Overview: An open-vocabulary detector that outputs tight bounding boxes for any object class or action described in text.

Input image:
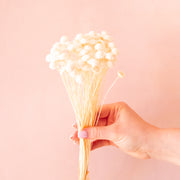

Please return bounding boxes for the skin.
[69,102,180,166]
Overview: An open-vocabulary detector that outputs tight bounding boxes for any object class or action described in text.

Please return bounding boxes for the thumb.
[78,125,115,141]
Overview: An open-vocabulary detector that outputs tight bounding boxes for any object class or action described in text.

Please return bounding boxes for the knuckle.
[118,101,127,107]
[107,125,119,140]
[111,125,120,137]
[116,101,129,113]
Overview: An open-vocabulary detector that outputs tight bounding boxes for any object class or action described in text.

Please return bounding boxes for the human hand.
[69,102,158,159]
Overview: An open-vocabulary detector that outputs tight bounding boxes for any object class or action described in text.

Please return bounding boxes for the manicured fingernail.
[78,130,88,138]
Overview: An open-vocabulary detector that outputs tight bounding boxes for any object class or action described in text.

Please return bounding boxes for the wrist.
[147,128,180,165]
[144,125,161,160]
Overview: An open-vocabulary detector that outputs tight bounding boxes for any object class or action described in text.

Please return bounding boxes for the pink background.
[0,0,180,179]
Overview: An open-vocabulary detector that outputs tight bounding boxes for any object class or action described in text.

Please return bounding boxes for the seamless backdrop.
[0,0,180,179]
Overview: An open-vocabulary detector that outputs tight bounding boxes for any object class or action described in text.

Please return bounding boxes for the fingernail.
[78,130,88,138]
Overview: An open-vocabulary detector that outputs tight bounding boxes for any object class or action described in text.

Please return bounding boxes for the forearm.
[147,128,180,166]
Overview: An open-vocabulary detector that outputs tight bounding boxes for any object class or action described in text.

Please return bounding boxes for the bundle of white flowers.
[46,31,118,84]
[46,31,122,180]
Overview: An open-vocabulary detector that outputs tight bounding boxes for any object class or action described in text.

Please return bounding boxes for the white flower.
[89,39,96,45]
[50,47,57,54]
[59,67,66,75]
[75,33,82,40]
[80,49,88,56]
[87,58,98,68]
[94,43,103,50]
[105,53,113,60]
[80,38,87,44]
[88,31,95,36]
[53,42,61,49]
[49,62,56,70]
[103,35,111,41]
[46,54,52,62]
[81,55,90,62]
[60,36,68,43]
[111,48,118,55]
[84,45,92,51]
[50,54,59,62]
[95,51,104,59]
[67,44,74,51]
[59,53,66,60]
[108,42,115,48]
[46,31,118,72]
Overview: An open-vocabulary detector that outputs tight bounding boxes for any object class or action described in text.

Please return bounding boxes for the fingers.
[69,130,79,144]
[72,122,77,128]
[71,103,112,130]
[69,131,112,150]
[78,125,115,141]
[97,104,111,119]
[72,118,107,129]
[72,120,115,141]
[91,140,111,151]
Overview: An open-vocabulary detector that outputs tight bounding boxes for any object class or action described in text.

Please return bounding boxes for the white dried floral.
[59,67,66,75]
[108,42,115,48]
[60,36,68,43]
[59,53,66,60]
[105,53,113,60]
[80,38,87,44]
[81,55,90,62]
[46,54,52,62]
[84,45,92,51]
[103,35,111,41]
[88,31,95,36]
[80,49,88,56]
[94,43,103,50]
[95,51,104,59]
[87,59,98,68]
[67,44,74,51]
[49,62,56,70]
[111,48,118,55]
[75,33,83,40]
[46,31,118,75]
[89,39,96,45]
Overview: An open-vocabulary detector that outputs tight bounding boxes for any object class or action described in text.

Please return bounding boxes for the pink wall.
[0,0,180,179]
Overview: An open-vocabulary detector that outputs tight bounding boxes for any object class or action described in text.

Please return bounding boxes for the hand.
[69,102,158,159]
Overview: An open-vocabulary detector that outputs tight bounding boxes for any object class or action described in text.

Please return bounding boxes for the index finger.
[97,104,111,119]
[95,103,112,126]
